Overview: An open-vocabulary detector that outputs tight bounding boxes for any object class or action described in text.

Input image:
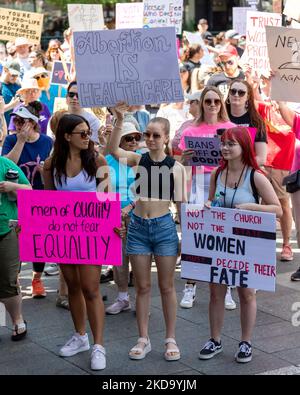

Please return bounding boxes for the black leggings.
[32,262,45,273]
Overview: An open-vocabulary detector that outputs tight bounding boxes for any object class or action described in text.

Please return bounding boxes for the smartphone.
[105,113,113,125]
[8,219,18,229]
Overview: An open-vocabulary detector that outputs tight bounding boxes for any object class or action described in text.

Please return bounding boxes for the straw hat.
[17,78,41,95]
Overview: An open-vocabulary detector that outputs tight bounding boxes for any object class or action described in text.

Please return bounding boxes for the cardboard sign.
[181,205,277,291]
[183,31,215,66]
[266,26,300,102]
[232,7,252,35]
[242,11,281,74]
[283,0,300,22]
[143,0,183,35]
[68,4,104,32]
[0,7,43,44]
[73,27,184,107]
[53,97,68,113]
[184,136,221,167]
[51,61,71,86]
[18,190,122,266]
[116,3,144,29]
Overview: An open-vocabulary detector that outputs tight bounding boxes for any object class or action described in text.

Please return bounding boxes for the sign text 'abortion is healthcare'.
[73,27,183,107]
[181,205,276,291]
[18,190,122,266]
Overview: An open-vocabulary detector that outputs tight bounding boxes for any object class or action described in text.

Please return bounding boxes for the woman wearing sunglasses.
[66,81,102,145]
[8,78,51,135]
[178,86,235,309]
[109,102,187,362]
[43,113,111,370]
[226,80,267,166]
[105,122,142,315]
[199,126,282,363]
[2,101,53,299]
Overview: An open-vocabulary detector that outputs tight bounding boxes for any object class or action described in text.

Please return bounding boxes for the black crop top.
[135,153,176,200]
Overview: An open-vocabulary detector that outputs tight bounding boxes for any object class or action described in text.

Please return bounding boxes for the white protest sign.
[68,4,104,31]
[233,7,252,35]
[242,11,281,74]
[116,3,144,29]
[0,7,43,44]
[266,26,300,102]
[181,205,276,291]
[184,136,221,167]
[283,0,300,22]
[143,0,183,35]
[184,31,215,66]
[73,27,184,108]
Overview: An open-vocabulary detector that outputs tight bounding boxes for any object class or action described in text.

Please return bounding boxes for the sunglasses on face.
[35,74,48,80]
[204,98,221,106]
[71,130,92,139]
[13,117,28,125]
[68,92,79,99]
[221,60,234,66]
[123,134,141,143]
[144,132,162,140]
[229,88,247,97]
[189,100,199,105]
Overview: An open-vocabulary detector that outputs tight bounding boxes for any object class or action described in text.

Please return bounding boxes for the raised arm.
[277,101,295,128]
[108,102,141,167]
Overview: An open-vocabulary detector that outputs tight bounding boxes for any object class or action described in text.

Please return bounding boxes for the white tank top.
[54,169,96,192]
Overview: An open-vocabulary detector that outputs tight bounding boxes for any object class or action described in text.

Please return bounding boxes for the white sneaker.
[180,284,196,308]
[59,333,90,357]
[91,344,106,370]
[225,288,237,310]
[105,299,131,315]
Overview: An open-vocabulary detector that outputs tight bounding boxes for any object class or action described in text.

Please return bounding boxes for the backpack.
[214,167,259,204]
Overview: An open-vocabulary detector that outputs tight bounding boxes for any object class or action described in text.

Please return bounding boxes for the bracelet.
[114,125,122,130]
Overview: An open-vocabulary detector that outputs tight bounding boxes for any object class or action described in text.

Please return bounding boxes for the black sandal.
[11,320,27,341]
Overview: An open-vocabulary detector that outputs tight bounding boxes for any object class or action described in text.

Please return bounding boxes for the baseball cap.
[219,45,239,58]
[4,60,20,76]
[17,78,41,95]
[15,37,30,47]
[225,29,241,40]
[121,122,142,138]
[11,105,39,123]
[28,67,49,78]
[185,91,202,102]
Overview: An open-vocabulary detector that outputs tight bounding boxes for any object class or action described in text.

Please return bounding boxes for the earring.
[226,96,230,105]
[245,101,249,110]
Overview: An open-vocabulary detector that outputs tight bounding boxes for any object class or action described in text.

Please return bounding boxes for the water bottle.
[211,193,223,207]
[5,169,19,202]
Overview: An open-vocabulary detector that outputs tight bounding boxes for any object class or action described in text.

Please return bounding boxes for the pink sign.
[18,190,122,265]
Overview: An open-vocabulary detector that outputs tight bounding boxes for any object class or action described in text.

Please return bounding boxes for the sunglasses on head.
[204,98,221,106]
[221,60,234,66]
[71,130,92,139]
[229,88,247,97]
[123,134,141,143]
[68,92,79,99]
[35,74,48,80]
[144,132,162,139]
[189,99,199,105]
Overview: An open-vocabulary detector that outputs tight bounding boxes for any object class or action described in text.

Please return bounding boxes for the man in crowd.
[197,18,214,47]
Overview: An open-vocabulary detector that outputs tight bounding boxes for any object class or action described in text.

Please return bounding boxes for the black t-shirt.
[207,70,245,98]
[228,111,267,143]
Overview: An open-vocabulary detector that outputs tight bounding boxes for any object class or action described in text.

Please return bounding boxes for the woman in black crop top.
[109,102,187,362]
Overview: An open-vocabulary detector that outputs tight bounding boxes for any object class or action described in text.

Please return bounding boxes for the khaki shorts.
[263,167,289,200]
[0,230,21,299]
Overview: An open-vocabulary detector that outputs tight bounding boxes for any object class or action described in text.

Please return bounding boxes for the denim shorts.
[126,212,179,256]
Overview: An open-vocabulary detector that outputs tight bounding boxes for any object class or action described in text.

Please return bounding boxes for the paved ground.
[1,231,300,376]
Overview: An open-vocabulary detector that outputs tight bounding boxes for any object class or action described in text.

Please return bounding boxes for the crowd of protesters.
[0,15,299,372]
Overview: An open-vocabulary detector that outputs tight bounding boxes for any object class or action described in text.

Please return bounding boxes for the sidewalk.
[0,236,300,375]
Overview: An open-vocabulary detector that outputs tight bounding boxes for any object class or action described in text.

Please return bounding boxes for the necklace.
[223,164,247,208]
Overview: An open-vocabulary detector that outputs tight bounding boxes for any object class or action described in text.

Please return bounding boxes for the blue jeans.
[126,212,179,256]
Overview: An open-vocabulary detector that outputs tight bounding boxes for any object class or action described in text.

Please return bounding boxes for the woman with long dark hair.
[199,126,282,363]
[226,79,267,166]
[43,113,111,370]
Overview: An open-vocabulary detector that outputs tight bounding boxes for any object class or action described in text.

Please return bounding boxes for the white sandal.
[164,338,181,361]
[129,337,151,360]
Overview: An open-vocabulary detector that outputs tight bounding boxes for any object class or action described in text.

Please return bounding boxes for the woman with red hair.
[199,126,282,364]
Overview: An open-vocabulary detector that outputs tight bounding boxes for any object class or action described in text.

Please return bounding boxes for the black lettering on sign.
[232,227,276,240]
[193,233,245,255]
[181,254,212,265]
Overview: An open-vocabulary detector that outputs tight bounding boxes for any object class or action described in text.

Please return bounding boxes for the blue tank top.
[215,168,256,208]
[54,169,96,192]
